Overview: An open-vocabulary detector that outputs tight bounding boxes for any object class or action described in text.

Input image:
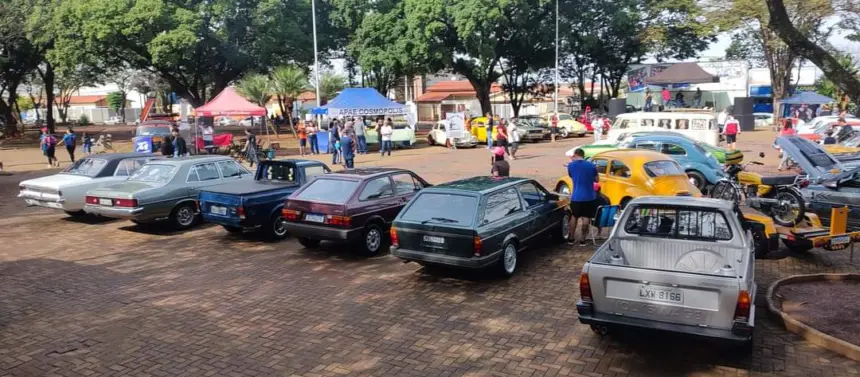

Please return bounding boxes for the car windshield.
[294,178,360,203]
[61,158,107,177]
[643,161,684,177]
[128,164,177,183]
[558,114,573,120]
[259,163,297,183]
[137,126,171,136]
[400,193,477,225]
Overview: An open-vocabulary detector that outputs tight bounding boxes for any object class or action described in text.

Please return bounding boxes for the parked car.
[239,116,264,127]
[390,177,568,276]
[799,119,860,142]
[796,115,856,134]
[199,159,331,239]
[217,117,238,127]
[282,168,431,256]
[365,123,417,147]
[136,121,175,151]
[618,134,725,191]
[543,113,587,137]
[427,120,478,148]
[576,196,756,348]
[84,156,252,229]
[18,153,161,216]
[514,116,551,142]
[555,150,701,207]
[575,131,741,164]
[104,116,125,125]
[753,112,774,129]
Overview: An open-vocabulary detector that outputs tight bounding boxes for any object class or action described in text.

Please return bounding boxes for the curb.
[766,273,860,361]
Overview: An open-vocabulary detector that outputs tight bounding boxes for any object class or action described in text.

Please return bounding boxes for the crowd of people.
[294,116,397,169]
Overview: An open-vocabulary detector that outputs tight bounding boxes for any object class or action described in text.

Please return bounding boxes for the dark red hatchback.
[282,168,431,255]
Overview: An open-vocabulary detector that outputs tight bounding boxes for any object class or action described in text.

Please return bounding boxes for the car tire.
[497,241,518,277]
[751,227,770,257]
[222,226,243,234]
[264,213,289,240]
[360,223,388,256]
[170,203,198,230]
[686,170,707,191]
[590,324,610,336]
[560,128,570,138]
[298,237,321,248]
[556,182,571,196]
[553,211,571,243]
[64,210,87,217]
[445,138,452,148]
[427,135,435,146]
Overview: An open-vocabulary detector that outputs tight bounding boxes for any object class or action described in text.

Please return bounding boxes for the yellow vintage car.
[468,116,499,143]
[554,150,701,207]
[543,113,587,138]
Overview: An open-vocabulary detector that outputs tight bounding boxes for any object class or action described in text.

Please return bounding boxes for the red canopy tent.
[194,87,267,116]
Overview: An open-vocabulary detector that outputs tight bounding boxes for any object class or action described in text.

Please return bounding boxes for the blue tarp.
[311,88,407,117]
[781,91,834,105]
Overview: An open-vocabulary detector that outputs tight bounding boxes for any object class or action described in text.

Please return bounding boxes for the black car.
[390,176,569,276]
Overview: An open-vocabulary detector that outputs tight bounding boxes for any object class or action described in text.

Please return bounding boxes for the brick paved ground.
[0,131,858,377]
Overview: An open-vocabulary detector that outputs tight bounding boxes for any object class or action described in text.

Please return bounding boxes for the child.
[82,132,93,155]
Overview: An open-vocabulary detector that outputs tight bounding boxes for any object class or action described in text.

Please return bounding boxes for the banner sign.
[133,136,153,153]
[328,107,408,117]
[445,112,467,140]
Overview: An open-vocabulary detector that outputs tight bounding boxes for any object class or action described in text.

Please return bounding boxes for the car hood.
[87,181,163,198]
[775,136,845,180]
[649,175,702,197]
[20,173,94,190]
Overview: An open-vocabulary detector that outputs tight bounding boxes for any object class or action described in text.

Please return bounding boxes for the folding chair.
[590,205,620,245]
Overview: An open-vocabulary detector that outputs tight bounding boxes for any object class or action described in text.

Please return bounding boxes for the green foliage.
[105,92,125,112]
[78,114,89,125]
[271,65,309,103]
[814,52,859,103]
[235,74,273,107]
[725,32,766,68]
[311,72,346,101]
[16,97,34,112]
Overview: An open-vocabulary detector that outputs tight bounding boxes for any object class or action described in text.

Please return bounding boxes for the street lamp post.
[311,0,321,125]
[554,0,559,116]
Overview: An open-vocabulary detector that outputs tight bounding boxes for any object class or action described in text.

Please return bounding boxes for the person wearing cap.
[490,147,509,177]
[567,148,598,246]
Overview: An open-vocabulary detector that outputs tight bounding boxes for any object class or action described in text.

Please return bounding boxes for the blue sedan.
[619,134,725,192]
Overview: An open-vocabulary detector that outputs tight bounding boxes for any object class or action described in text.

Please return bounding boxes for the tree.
[54,65,99,123]
[0,0,43,134]
[765,0,860,114]
[271,65,309,137]
[497,1,555,117]
[235,74,273,108]
[105,92,126,117]
[724,31,767,68]
[311,72,346,102]
[106,68,134,121]
[705,0,834,118]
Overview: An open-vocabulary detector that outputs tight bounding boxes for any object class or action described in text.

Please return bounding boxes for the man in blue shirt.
[340,133,356,169]
[566,148,599,246]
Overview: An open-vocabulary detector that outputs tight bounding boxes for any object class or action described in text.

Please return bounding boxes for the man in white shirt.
[380,118,394,156]
[507,118,520,160]
[593,115,604,141]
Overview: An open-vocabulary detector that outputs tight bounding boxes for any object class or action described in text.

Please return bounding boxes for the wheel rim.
[503,244,517,274]
[366,228,381,252]
[558,184,570,196]
[562,213,571,240]
[273,217,287,236]
[177,207,194,226]
[773,192,801,224]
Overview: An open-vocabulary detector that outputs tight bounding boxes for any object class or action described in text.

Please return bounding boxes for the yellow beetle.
[469,116,500,143]
[554,149,701,207]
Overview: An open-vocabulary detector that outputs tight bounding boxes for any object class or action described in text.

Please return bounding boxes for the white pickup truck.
[576,196,756,347]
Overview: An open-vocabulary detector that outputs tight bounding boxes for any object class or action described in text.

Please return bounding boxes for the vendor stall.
[194,87,269,154]
[311,88,410,153]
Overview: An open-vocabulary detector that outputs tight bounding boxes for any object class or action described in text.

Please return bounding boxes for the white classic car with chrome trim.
[18,153,160,216]
[576,196,756,349]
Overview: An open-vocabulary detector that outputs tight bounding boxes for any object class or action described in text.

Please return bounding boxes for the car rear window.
[129,164,176,183]
[643,161,684,177]
[400,193,477,226]
[294,178,360,203]
[624,205,732,241]
[62,158,107,177]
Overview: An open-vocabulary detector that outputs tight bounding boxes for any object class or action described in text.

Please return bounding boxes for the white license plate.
[423,235,445,244]
[210,206,227,216]
[638,285,683,304]
[305,214,325,223]
[98,198,113,206]
[831,235,850,246]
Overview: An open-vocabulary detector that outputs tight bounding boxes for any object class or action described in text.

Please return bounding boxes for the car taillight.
[86,196,99,204]
[579,273,593,302]
[325,215,351,227]
[473,236,482,257]
[282,208,301,221]
[390,227,399,247]
[734,290,751,321]
[113,198,138,207]
[797,179,809,188]
[237,206,246,220]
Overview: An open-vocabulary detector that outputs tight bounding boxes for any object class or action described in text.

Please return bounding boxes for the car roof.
[325,167,411,179]
[628,196,734,211]
[628,134,695,144]
[86,153,162,162]
[146,155,233,166]
[271,158,325,167]
[431,176,529,194]
[592,149,673,163]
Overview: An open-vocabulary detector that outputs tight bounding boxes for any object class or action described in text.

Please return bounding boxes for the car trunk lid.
[649,175,700,197]
[394,221,477,258]
[392,191,480,258]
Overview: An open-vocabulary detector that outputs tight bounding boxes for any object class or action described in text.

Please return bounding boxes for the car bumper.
[84,204,145,220]
[390,247,502,268]
[576,301,754,344]
[20,194,68,210]
[283,222,363,241]
[202,213,258,231]
[522,134,546,141]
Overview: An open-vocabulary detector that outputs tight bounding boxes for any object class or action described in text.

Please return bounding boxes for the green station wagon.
[390,177,569,277]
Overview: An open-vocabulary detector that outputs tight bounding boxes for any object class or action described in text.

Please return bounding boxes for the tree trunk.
[40,63,56,133]
[765,0,860,115]
[0,93,17,136]
[286,100,298,138]
[120,91,127,122]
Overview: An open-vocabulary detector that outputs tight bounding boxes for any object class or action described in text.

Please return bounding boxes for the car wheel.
[751,227,770,257]
[170,203,197,230]
[298,237,321,248]
[361,224,388,256]
[560,128,570,138]
[686,171,707,191]
[497,241,518,277]
[264,213,289,240]
[445,138,452,148]
[222,226,243,234]
[590,324,610,335]
[553,211,571,243]
[64,210,87,217]
[427,135,435,146]
[555,182,571,196]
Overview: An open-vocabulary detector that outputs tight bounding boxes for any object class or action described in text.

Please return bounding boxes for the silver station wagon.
[84,156,252,229]
[576,196,756,350]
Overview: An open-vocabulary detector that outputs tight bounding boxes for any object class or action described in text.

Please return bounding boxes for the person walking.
[507,118,520,160]
[380,119,394,156]
[566,148,599,246]
[307,121,319,155]
[723,114,740,150]
[717,108,728,133]
[777,120,797,170]
[340,132,356,169]
[485,112,494,149]
[60,127,77,162]
[297,121,308,156]
[330,124,340,164]
[355,117,367,154]
[82,132,93,156]
[644,90,653,112]
[41,129,59,167]
[550,113,559,142]
[490,147,510,177]
[172,130,188,158]
[593,114,604,141]
[243,129,258,167]
[495,118,510,158]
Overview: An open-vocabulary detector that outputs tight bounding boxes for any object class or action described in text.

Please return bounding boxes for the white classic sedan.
[427,120,478,147]
[18,153,161,216]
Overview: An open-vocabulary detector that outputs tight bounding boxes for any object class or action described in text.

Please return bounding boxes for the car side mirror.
[546,193,559,201]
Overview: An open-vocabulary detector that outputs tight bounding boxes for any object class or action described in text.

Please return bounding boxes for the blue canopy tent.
[780,91,835,118]
[311,88,408,152]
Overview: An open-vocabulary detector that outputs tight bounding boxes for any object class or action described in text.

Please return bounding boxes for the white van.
[609,112,720,146]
